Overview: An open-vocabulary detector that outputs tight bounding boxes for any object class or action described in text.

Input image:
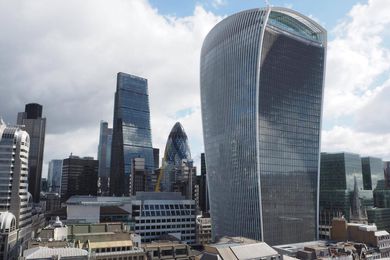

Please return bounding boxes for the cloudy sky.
[1,0,390,177]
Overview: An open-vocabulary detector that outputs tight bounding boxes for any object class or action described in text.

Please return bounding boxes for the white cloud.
[0,0,221,176]
[322,126,390,160]
[212,0,227,9]
[324,0,390,120]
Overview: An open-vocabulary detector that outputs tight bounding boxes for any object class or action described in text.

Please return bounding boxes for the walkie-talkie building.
[200,7,326,245]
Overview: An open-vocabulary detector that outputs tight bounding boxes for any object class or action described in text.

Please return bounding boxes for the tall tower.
[17,103,46,203]
[200,7,326,245]
[0,120,32,241]
[97,121,112,195]
[160,122,192,192]
[110,72,154,196]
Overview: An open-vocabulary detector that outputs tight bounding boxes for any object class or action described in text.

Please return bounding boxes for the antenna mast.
[264,0,270,7]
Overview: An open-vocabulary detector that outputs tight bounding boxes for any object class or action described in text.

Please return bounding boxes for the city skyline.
[0,0,389,178]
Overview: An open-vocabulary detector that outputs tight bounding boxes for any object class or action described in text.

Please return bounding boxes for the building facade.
[200,7,326,245]
[97,121,112,196]
[0,120,33,259]
[362,157,384,191]
[198,153,209,214]
[110,72,154,196]
[160,122,192,193]
[61,156,98,202]
[17,103,46,203]
[131,192,196,244]
[47,159,63,193]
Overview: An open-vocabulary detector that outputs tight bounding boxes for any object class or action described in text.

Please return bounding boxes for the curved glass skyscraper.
[161,122,192,192]
[200,7,326,245]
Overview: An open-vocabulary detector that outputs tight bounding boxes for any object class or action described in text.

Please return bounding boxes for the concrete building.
[143,241,194,260]
[65,192,196,244]
[273,240,381,260]
[199,237,280,260]
[331,217,390,258]
[131,192,196,244]
[196,215,212,245]
[29,219,144,260]
[17,103,46,203]
[60,155,98,202]
[0,120,33,259]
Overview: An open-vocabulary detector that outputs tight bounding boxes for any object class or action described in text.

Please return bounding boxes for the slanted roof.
[230,243,278,259]
[23,247,88,258]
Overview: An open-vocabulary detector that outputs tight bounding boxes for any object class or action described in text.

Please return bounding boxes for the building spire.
[350,175,367,223]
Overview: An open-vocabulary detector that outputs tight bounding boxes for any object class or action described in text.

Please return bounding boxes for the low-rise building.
[196,215,211,245]
[331,217,390,258]
[143,241,194,260]
[199,237,281,260]
[65,192,196,244]
[19,247,89,260]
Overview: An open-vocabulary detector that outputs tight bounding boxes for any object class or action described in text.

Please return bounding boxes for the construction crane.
[155,159,165,192]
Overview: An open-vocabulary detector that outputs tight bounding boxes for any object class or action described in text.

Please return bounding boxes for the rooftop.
[23,247,88,258]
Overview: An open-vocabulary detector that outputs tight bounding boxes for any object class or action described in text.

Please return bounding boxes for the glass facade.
[110,72,154,196]
[319,153,373,228]
[98,121,112,195]
[362,157,384,191]
[47,159,63,193]
[200,7,326,245]
[161,122,192,192]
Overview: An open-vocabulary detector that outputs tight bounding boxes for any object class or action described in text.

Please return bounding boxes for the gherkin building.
[160,122,191,192]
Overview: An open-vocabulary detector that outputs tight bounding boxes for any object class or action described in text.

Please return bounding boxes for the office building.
[159,122,192,193]
[40,178,48,193]
[362,157,384,191]
[0,120,33,259]
[131,192,196,244]
[17,103,46,203]
[65,192,196,244]
[196,214,212,245]
[198,153,209,214]
[385,162,390,188]
[153,148,160,169]
[200,7,326,244]
[41,192,61,212]
[110,72,154,196]
[130,158,147,195]
[97,121,112,196]
[319,152,372,238]
[60,155,98,202]
[47,159,63,193]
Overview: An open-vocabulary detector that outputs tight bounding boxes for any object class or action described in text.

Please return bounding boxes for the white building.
[66,192,196,244]
[0,119,33,259]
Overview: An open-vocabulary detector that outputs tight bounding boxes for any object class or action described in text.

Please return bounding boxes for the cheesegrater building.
[200,7,326,245]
